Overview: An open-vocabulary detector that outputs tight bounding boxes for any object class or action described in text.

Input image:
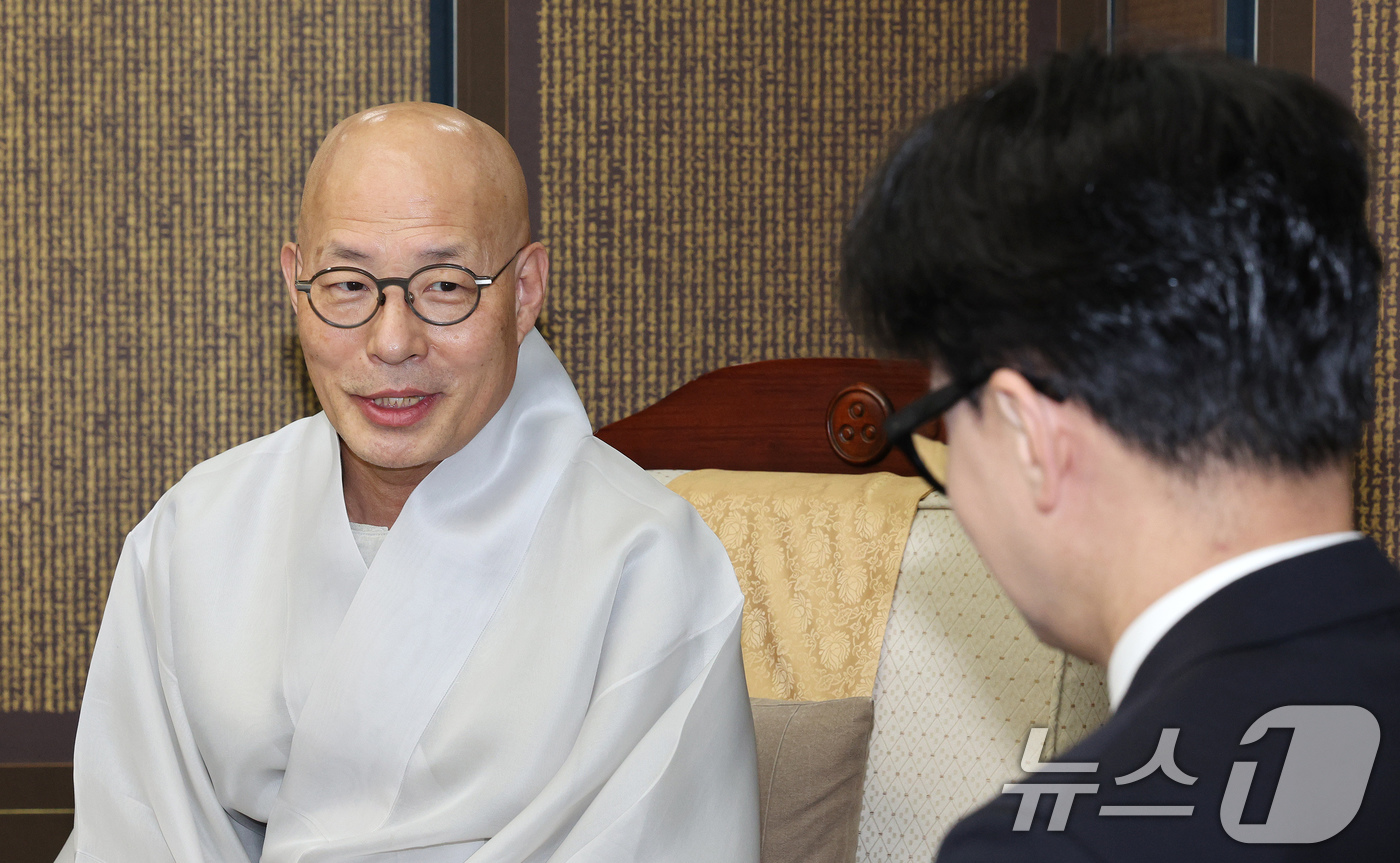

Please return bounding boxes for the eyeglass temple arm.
[884,388,951,440]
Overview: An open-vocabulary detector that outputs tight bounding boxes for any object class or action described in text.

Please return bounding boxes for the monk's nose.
[365,286,429,364]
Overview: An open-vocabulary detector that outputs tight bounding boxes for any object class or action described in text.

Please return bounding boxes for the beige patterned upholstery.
[648,471,1110,860]
[856,493,1109,860]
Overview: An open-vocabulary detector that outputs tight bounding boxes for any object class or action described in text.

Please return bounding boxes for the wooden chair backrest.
[596,358,938,475]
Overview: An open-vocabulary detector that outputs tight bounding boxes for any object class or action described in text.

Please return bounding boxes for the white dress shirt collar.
[1106,531,1362,710]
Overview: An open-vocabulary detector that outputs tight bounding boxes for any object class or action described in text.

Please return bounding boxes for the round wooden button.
[826,383,893,466]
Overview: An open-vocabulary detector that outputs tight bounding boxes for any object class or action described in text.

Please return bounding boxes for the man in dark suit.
[841,49,1399,860]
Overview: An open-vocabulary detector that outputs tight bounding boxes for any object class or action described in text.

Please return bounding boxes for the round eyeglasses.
[294,246,526,328]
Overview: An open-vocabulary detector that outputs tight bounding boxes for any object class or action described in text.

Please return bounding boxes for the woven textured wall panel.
[1355,1,1400,563]
[539,0,1029,429]
[0,1,428,711]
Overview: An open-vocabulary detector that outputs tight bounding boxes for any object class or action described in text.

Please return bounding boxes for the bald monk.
[62,104,760,863]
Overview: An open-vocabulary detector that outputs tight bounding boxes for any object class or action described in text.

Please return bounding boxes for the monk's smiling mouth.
[353,392,441,427]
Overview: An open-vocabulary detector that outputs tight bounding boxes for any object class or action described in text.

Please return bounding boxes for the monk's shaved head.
[297,102,529,258]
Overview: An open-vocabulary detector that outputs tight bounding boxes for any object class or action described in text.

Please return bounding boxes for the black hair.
[842,49,1380,471]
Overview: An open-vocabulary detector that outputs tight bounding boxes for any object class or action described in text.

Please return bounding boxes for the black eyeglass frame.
[887,368,1064,495]
[884,370,993,495]
[294,245,527,328]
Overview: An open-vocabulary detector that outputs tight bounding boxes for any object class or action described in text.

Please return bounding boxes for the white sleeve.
[67,515,251,863]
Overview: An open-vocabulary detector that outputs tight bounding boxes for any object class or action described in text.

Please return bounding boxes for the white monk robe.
[65,331,760,863]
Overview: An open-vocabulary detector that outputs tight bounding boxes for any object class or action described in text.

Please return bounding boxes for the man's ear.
[279,242,301,315]
[987,369,1068,512]
[513,242,548,343]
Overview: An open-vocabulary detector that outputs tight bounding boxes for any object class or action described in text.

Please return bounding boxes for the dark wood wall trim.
[1256,0,1315,77]
[1029,0,1061,61]
[456,0,509,136]
[458,0,541,236]
[0,764,74,862]
[508,0,543,239]
[0,713,78,764]
[1061,0,1110,50]
[1055,0,1350,104]
[1314,0,1353,102]
[429,0,455,105]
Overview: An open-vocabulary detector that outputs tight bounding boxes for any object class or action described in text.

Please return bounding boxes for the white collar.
[1106,531,1362,710]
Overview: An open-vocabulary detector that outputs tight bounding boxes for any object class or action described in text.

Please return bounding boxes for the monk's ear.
[513,242,548,343]
[279,242,301,315]
[987,369,1069,512]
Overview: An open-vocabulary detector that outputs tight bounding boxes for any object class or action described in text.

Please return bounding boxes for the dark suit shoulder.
[935,603,1400,861]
